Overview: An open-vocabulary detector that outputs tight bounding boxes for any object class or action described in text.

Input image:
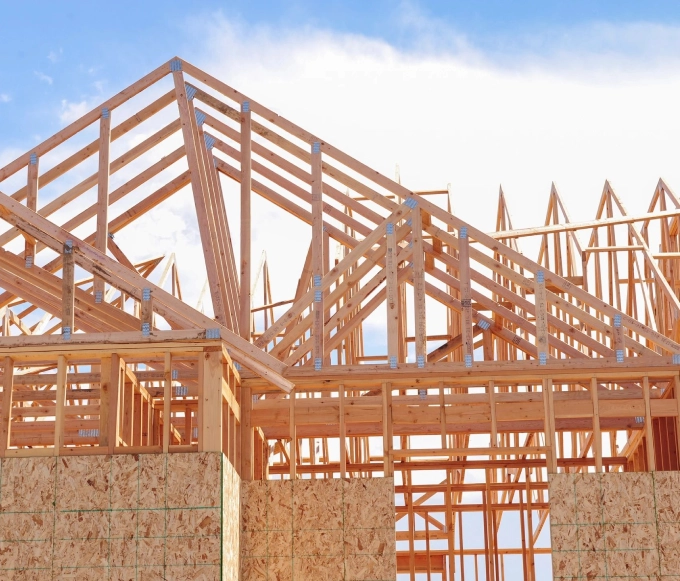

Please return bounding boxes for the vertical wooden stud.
[99,354,121,453]
[24,153,38,266]
[488,380,498,449]
[200,348,223,452]
[674,374,680,465]
[311,142,324,369]
[0,357,13,456]
[535,271,549,364]
[289,390,296,479]
[386,219,399,368]
[590,377,602,472]
[382,381,393,476]
[54,355,67,452]
[412,204,426,367]
[140,288,153,334]
[339,383,346,477]
[62,241,75,336]
[241,384,254,480]
[94,108,111,300]
[240,101,252,339]
[643,376,655,470]
[542,378,557,473]
[612,314,625,362]
[459,226,473,367]
[163,352,172,453]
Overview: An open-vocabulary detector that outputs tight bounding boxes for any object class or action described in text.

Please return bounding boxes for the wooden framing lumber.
[0,357,13,456]
[93,107,111,300]
[240,101,252,340]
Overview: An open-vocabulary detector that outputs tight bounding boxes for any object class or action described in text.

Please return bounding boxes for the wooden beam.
[241,384,254,480]
[675,375,680,470]
[458,227,473,367]
[200,348,223,452]
[93,108,111,301]
[163,351,172,453]
[62,241,75,335]
[643,375,655,470]
[491,208,680,239]
[99,354,121,453]
[290,390,296,479]
[54,355,67,453]
[171,69,228,326]
[382,381,393,476]
[311,141,324,369]
[590,376,602,472]
[0,357,13,456]
[240,101,252,340]
[412,205,426,368]
[140,288,153,333]
[386,217,399,367]
[339,383,346,477]
[24,153,39,267]
[535,271,549,363]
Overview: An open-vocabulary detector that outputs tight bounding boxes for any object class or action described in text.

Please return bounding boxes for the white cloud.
[47,48,63,63]
[0,94,9,103]
[34,71,53,85]
[181,15,680,313]
[59,99,90,124]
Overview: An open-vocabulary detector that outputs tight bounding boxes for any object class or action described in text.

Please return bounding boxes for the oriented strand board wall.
[222,455,240,581]
[0,452,239,580]
[550,471,680,579]
[241,477,396,581]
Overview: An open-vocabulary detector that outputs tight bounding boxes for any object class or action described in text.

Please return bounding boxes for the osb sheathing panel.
[241,477,395,581]
[550,471,680,580]
[222,456,240,581]
[0,452,240,580]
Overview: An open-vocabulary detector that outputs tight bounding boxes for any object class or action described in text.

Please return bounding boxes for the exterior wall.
[241,477,396,581]
[0,452,239,580]
[0,453,395,580]
[550,471,680,580]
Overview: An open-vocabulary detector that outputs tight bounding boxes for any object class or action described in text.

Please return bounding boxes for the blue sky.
[3,1,680,147]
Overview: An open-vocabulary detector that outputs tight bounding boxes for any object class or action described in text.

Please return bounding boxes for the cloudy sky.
[3,1,680,310]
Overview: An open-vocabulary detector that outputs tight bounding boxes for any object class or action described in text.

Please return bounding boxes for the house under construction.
[0,57,678,580]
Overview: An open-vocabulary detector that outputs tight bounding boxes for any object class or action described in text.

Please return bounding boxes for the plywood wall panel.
[550,471,680,580]
[0,452,240,580]
[0,457,55,512]
[655,471,680,523]
[111,454,139,510]
[0,453,394,579]
[602,472,655,524]
[138,453,166,509]
[268,479,293,531]
[167,452,221,508]
[241,480,267,532]
[57,455,111,510]
[549,471,575,526]
[241,477,395,581]
[222,455,240,581]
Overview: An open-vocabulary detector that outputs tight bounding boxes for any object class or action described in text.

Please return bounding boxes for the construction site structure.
[0,57,679,579]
